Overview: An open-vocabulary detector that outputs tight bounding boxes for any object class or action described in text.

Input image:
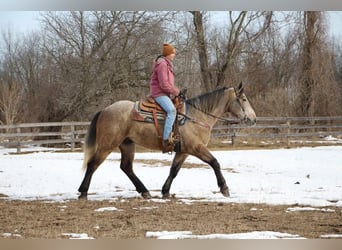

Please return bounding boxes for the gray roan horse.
[78,82,256,199]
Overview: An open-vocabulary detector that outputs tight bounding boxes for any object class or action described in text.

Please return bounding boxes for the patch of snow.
[2,233,22,238]
[145,231,305,239]
[250,207,263,211]
[320,234,342,239]
[62,233,94,239]
[94,207,121,212]
[286,207,335,213]
[146,231,192,239]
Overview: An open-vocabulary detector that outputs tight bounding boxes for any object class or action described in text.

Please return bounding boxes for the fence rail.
[0,122,89,153]
[212,116,342,146]
[1,116,341,153]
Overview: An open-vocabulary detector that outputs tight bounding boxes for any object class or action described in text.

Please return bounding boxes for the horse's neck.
[187,96,228,128]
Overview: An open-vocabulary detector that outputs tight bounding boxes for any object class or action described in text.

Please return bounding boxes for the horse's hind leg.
[162,152,188,199]
[78,150,110,199]
[119,138,151,199]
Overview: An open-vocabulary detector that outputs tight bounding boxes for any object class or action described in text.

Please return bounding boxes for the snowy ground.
[1,145,342,239]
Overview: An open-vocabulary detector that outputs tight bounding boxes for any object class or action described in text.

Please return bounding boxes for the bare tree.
[297,11,320,116]
[40,11,170,120]
[1,11,341,125]
[0,30,24,125]
[295,11,341,116]
[191,11,272,91]
[0,80,23,126]
[190,11,212,91]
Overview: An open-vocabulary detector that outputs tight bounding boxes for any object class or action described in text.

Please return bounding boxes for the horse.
[78,82,256,200]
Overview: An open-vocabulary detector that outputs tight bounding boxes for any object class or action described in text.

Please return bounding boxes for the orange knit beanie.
[162,43,175,56]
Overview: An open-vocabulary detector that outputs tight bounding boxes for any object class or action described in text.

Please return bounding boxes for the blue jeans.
[154,96,176,141]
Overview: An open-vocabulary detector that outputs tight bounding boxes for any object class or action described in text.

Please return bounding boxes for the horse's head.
[227,82,256,126]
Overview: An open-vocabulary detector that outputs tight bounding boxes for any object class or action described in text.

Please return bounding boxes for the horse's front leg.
[194,144,230,197]
[162,153,188,199]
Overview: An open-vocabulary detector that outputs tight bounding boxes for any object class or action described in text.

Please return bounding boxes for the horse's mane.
[186,86,229,114]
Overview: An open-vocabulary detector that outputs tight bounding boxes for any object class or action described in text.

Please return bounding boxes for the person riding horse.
[78,82,256,200]
[149,43,185,152]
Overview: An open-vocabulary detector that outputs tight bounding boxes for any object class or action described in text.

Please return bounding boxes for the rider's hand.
[178,88,187,100]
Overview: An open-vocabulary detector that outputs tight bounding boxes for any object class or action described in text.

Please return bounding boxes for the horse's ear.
[235,81,244,96]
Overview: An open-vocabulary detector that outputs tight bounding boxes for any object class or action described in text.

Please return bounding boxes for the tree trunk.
[190,11,212,91]
[298,11,320,116]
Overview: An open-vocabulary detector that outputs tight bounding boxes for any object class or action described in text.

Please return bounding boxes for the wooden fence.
[0,122,89,153]
[0,116,341,153]
[212,116,342,147]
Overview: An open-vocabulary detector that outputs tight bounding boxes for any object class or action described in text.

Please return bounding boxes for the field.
[0,146,342,239]
[1,198,341,239]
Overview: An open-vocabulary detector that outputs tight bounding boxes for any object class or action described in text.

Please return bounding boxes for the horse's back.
[100,100,135,126]
[103,100,135,113]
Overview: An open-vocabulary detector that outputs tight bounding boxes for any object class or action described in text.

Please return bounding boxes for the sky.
[0,11,342,39]
[0,11,41,34]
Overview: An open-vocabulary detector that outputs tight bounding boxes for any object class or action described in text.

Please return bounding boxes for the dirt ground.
[0,197,341,239]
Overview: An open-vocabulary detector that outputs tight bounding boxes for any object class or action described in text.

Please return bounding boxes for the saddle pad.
[139,96,164,112]
[139,96,186,114]
[132,101,186,125]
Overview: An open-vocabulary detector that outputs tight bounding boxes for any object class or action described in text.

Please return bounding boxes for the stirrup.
[162,139,174,153]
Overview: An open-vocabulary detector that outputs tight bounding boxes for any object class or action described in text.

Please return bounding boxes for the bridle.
[184,89,247,125]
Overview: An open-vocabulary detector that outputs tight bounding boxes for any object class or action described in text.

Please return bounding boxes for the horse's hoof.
[78,192,88,200]
[162,193,170,199]
[141,192,152,199]
[221,187,230,197]
[162,193,176,199]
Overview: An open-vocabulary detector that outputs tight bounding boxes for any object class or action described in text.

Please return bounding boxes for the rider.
[150,43,182,152]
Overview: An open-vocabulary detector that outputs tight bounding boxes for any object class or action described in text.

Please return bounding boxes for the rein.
[180,102,240,129]
[178,111,211,129]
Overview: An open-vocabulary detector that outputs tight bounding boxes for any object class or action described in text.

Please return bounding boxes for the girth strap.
[151,109,162,142]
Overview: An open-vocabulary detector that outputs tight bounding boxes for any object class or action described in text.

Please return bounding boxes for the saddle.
[132,96,186,124]
[132,96,186,153]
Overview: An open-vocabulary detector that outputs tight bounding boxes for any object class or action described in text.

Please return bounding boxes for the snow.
[286,207,335,213]
[2,233,22,238]
[94,207,121,212]
[1,145,341,239]
[62,233,94,239]
[0,146,341,207]
[320,234,342,239]
[145,231,305,239]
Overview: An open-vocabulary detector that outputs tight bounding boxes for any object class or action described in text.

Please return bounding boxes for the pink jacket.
[150,57,180,98]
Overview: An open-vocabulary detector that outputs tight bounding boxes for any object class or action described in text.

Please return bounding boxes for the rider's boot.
[162,138,174,153]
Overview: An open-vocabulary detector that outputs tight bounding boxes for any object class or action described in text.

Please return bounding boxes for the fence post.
[231,131,236,146]
[16,127,21,153]
[70,124,75,151]
[286,118,290,148]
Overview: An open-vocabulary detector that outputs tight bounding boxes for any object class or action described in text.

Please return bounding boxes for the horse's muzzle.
[243,116,256,126]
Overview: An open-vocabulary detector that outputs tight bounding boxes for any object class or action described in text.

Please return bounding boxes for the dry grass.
[0,198,341,239]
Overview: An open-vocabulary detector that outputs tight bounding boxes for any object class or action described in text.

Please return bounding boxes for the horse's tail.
[82,111,101,170]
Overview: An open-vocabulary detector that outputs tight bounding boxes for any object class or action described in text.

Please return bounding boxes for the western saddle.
[132,96,186,153]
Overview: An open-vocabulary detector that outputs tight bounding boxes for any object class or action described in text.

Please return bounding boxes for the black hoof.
[78,192,88,200]
[141,191,152,199]
[162,193,176,199]
[162,193,170,199]
[221,187,230,197]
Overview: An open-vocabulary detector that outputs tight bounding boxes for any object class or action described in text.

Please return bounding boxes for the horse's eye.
[242,98,247,102]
